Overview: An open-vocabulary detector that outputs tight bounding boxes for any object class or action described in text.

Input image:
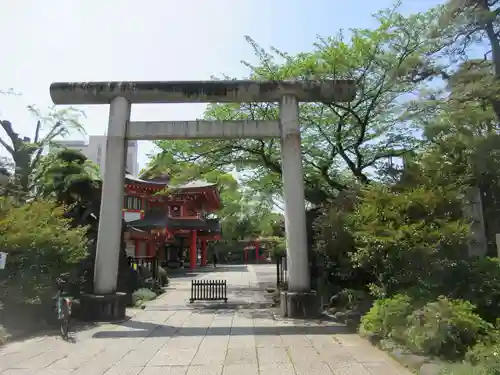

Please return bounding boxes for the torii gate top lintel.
[49,80,356,105]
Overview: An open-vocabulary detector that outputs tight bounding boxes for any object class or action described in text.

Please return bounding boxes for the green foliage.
[349,184,470,297]
[0,199,89,301]
[451,257,500,323]
[404,297,491,359]
[466,339,500,373]
[312,191,373,291]
[439,362,495,375]
[268,237,286,258]
[465,330,500,374]
[0,106,86,195]
[359,294,414,340]
[33,149,101,204]
[132,288,157,307]
[149,5,441,205]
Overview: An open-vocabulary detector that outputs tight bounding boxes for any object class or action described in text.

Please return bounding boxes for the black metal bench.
[190,280,227,303]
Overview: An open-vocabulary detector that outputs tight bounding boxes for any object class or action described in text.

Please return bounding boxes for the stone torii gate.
[50,80,356,320]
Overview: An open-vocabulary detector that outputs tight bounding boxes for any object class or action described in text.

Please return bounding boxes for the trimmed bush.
[359,294,413,341]
[403,297,492,359]
[466,337,500,373]
[132,288,157,307]
[439,362,494,375]
[456,257,500,323]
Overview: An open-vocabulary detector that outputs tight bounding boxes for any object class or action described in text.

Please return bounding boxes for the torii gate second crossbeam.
[49,80,357,320]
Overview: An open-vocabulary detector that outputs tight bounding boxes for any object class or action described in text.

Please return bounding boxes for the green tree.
[153,5,441,205]
[0,199,89,302]
[405,55,500,256]
[436,0,500,118]
[33,149,132,295]
[349,184,470,298]
[0,106,85,196]
[34,148,101,205]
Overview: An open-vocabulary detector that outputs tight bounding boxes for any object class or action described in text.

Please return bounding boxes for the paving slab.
[0,264,411,374]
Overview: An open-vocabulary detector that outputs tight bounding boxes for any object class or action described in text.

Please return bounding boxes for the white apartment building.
[51,136,139,177]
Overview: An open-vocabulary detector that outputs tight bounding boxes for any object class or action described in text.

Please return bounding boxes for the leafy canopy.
[0,199,89,301]
[152,5,441,205]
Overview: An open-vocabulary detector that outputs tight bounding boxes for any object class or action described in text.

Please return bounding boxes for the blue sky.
[0,0,443,171]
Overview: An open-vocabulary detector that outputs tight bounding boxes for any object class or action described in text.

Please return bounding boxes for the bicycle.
[55,277,73,339]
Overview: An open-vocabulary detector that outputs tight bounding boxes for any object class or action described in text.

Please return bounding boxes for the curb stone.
[370,337,446,375]
[323,310,447,374]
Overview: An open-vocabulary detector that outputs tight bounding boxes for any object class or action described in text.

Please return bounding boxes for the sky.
[0,0,444,172]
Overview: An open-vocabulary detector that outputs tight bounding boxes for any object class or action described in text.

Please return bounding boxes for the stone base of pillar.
[80,292,127,322]
[280,290,320,318]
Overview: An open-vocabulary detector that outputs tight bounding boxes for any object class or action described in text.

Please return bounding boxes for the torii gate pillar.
[50,80,356,320]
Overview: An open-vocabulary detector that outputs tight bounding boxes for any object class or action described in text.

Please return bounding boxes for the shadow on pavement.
[0,300,98,345]
[92,318,348,339]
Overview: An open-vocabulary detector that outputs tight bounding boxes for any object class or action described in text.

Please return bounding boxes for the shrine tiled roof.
[127,212,212,231]
[125,223,147,233]
[168,218,211,230]
[126,211,168,229]
[125,175,217,190]
[166,180,217,190]
[125,174,167,186]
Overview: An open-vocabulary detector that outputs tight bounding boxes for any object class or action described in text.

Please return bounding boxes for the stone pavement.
[0,265,411,375]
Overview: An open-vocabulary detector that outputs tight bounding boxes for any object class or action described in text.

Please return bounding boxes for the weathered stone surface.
[282,290,321,318]
[397,353,427,369]
[79,292,127,321]
[0,265,411,375]
[50,80,358,105]
[419,362,444,375]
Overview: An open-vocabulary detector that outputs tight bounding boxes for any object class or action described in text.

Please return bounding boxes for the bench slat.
[189,280,228,303]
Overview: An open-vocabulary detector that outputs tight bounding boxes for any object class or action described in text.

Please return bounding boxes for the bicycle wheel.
[60,303,71,339]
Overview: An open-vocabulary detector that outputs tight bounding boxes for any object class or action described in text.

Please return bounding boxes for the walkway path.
[0,265,411,375]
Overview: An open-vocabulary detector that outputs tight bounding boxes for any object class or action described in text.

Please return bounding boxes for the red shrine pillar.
[200,240,207,266]
[244,248,248,264]
[190,230,197,269]
[255,240,260,264]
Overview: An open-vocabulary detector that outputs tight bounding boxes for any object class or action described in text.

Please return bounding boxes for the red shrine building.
[122,175,222,269]
[242,238,272,264]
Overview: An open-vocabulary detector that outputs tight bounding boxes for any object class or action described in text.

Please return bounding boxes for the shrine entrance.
[50,80,356,319]
[240,238,272,264]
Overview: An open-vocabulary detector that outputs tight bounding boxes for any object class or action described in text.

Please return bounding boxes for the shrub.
[349,185,470,298]
[456,257,500,323]
[313,192,374,292]
[439,362,495,375]
[403,297,492,359]
[132,288,157,307]
[466,341,500,373]
[0,199,88,302]
[359,294,413,341]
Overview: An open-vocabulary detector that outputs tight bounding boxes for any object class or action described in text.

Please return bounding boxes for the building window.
[124,195,142,210]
